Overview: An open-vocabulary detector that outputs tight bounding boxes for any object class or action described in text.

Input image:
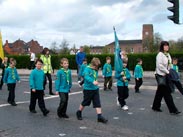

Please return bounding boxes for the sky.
[0,0,183,48]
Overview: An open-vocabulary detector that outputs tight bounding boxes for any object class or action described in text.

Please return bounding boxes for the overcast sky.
[0,0,183,48]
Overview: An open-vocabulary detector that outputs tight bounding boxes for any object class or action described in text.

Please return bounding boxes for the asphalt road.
[0,77,183,137]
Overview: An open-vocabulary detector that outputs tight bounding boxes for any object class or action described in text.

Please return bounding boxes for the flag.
[114,27,123,79]
[0,32,4,60]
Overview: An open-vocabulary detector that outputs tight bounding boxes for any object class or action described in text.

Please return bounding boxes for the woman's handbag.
[155,74,166,86]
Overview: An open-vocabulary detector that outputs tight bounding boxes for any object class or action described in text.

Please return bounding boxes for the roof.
[107,39,142,45]
[90,46,104,49]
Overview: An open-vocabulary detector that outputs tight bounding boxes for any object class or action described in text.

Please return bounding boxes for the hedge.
[0,53,183,71]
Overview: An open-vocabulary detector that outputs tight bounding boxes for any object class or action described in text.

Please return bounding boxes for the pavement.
[16,69,156,78]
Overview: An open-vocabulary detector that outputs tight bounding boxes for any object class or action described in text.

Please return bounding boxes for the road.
[0,77,183,137]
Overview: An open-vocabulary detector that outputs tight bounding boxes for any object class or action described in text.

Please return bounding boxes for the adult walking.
[0,57,9,90]
[29,51,36,70]
[152,41,181,115]
[76,46,86,83]
[40,48,54,95]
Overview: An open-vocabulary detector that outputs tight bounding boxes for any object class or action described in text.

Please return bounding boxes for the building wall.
[106,43,142,54]
[90,48,103,54]
[142,24,153,41]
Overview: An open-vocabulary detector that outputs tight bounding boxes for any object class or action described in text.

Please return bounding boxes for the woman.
[40,48,54,95]
[152,41,181,115]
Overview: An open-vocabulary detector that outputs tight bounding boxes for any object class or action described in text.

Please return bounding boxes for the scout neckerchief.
[106,63,111,73]
[93,69,97,81]
[61,68,70,84]
[9,66,15,80]
[122,67,127,82]
[87,65,97,81]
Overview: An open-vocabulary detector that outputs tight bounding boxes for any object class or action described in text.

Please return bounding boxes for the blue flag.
[114,28,123,79]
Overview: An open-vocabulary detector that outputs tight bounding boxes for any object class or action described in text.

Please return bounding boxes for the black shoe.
[7,101,11,104]
[108,88,112,91]
[49,92,55,95]
[152,108,162,112]
[104,88,107,91]
[11,102,17,106]
[0,87,2,90]
[170,111,181,115]
[98,116,108,124]
[60,114,69,118]
[76,110,82,120]
[30,110,37,113]
[43,110,50,116]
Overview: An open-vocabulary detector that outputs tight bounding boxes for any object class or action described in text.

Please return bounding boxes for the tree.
[50,41,59,54]
[83,45,90,54]
[59,39,70,55]
[176,36,183,52]
[143,37,154,53]
[153,32,163,52]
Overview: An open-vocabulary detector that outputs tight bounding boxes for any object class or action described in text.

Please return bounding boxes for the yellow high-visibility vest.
[40,55,52,73]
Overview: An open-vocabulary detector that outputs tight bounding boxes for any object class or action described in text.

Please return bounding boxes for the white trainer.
[122,105,128,111]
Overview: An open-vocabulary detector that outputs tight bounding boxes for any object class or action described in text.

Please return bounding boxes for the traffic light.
[167,0,179,24]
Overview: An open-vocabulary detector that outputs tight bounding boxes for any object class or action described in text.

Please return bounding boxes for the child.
[29,59,49,116]
[171,58,183,94]
[116,60,131,110]
[0,57,9,90]
[55,58,72,118]
[134,58,143,93]
[78,58,87,87]
[172,58,180,76]
[102,56,112,91]
[76,57,108,124]
[3,58,20,106]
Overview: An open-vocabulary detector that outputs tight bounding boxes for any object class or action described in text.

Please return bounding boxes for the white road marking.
[139,108,145,111]
[127,112,133,115]
[0,91,83,108]
[113,117,119,120]
[113,82,157,90]
[24,91,30,94]
[0,84,161,108]
[79,126,87,129]
[176,96,180,99]
[59,133,66,136]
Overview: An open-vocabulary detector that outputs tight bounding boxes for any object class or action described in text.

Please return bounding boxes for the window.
[130,48,134,53]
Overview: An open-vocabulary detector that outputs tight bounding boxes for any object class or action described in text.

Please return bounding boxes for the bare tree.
[154,32,162,48]
[50,41,59,54]
[59,39,70,54]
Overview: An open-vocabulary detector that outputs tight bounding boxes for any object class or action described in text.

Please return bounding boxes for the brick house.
[106,39,142,54]
[3,39,43,55]
[90,46,103,54]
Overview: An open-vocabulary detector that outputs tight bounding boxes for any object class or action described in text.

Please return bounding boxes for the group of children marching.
[0,54,182,124]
